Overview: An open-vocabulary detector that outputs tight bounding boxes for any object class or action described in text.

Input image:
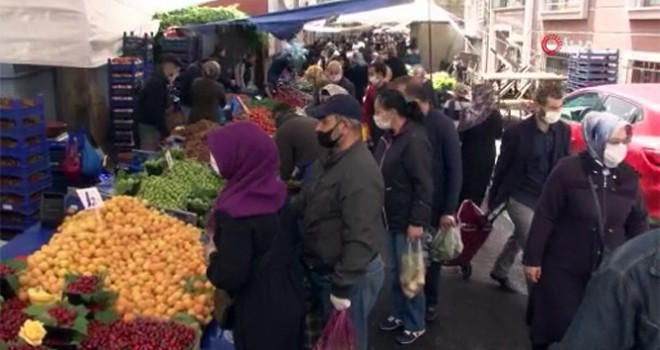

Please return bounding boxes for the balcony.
[628,0,660,20]
[540,0,589,20]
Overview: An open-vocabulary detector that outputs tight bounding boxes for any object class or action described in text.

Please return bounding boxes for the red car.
[560,84,660,225]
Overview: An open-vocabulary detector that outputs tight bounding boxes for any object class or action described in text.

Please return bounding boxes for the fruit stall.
[0,195,233,350]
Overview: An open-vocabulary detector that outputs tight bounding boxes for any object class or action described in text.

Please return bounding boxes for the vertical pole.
[427,0,433,77]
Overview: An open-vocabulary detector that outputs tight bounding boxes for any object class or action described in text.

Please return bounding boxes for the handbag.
[212,218,281,330]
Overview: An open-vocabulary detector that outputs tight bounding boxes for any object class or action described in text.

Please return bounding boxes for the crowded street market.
[0,0,658,349]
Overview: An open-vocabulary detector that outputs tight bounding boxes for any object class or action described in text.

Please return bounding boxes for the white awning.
[335,0,453,25]
[0,0,208,68]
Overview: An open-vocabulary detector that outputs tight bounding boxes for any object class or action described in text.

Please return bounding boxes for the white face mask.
[544,111,561,124]
[330,75,341,82]
[369,76,380,85]
[603,143,628,168]
[210,155,220,175]
[374,114,391,130]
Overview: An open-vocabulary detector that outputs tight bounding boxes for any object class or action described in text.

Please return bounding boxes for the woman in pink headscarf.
[205,121,304,350]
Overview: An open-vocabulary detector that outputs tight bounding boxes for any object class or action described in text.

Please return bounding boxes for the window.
[602,96,642,123]
[630,60,660,83]
[496,0,525,8]
[561,92,603,122]
[630,0,660,7]
[544,0,582,11]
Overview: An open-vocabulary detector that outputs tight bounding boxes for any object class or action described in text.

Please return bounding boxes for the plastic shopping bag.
[432,225,464,261]
[314,309,358,350]
[400,240,426,299]
[81,133,103,178]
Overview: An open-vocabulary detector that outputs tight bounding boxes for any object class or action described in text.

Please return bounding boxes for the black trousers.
[424,261,442,307]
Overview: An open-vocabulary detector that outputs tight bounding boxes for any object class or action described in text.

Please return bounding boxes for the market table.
[0,199,234,350]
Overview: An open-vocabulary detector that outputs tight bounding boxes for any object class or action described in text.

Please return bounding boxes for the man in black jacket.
[488,84,570,292]
[136,54,181,150]
[411,65,439,109]
[405,83,462,321]
[295,95,385,350]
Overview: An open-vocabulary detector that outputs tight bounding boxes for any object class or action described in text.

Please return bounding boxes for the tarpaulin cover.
[0,0,208,68]
[187,0,413,40]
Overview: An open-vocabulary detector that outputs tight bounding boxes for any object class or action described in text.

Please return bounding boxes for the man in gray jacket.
[294,94,386,350]
[273,104,323,181]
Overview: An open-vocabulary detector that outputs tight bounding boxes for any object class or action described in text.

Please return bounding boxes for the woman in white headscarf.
[523,111,649,350]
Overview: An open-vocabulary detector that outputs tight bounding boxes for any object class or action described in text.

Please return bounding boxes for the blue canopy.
[187,0,412,40]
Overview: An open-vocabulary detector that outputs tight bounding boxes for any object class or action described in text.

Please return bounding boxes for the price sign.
[76,187,104,210]
[165,150,174,169]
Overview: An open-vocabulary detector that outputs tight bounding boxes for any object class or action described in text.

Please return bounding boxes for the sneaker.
[426,306,438,322]
[490,272,517,293]
[379,316,403,331]
[396,329,426,345]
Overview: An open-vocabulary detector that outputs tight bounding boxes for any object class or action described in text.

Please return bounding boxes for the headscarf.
[207,122,287,218]
[581,111,631,164]
[321,83,348,97]
[457,83,495,132]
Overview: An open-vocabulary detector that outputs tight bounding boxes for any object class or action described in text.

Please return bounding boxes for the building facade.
[465,0,660,82]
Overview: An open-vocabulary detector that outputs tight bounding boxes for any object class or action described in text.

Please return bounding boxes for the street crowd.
[134,33,659,350]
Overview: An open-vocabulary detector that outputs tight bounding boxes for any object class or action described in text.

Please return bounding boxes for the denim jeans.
[308,256,385,350]
[389,232,426,332]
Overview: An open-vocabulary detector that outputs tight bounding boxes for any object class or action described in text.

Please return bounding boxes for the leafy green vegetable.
[154,5,247,29]
[429,72,457,91]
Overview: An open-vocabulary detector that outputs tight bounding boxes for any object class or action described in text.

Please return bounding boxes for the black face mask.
[316,123,341,148]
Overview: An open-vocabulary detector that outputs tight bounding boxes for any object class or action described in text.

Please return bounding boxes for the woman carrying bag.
[205,122,305,350]
[523,111,649,350]
[373,88,433,345]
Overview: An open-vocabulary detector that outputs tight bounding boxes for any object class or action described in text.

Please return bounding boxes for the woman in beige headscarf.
[189,61,226,124]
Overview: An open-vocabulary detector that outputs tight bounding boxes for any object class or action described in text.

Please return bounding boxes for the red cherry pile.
[81,319,196,350]
[48,306,77,327]
[0,298,28,341]
[0,264,15,276]
[65,275,99,295]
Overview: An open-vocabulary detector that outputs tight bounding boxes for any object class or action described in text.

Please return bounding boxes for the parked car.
[560,84,660,225]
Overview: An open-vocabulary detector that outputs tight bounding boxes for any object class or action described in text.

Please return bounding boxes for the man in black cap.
[294,94,386,350]
[135,53,181,150]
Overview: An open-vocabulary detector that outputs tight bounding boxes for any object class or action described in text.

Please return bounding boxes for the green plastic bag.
[432,226,464,261]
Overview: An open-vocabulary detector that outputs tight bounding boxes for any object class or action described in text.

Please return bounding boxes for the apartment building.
[466,0,660,82]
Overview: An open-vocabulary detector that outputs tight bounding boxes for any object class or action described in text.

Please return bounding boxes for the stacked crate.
[568,50,619,93]
[159,36,202,68]
[108,58,143,154]
[0,96,51,233]
[122,32,155,78]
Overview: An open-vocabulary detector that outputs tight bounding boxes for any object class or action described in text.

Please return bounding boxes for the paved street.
[370,212,532,350]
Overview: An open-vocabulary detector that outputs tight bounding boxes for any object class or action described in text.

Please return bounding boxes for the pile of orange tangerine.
[18,196,213,324]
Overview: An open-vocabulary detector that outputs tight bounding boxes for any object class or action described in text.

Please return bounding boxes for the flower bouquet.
[0,259,27,300]
[63,274,117,324]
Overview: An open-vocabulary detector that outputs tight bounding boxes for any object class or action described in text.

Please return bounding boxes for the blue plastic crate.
[0,210,40,231]
[0,135,47,157]
[110,85,135,97]
[0,189,44,215]
[113,120,134,132]
[0,158,50,177]
[109,76,143,85]
[108,58,144,73]
[1,173,52,194]
[110,108,134,120]
[0,122,46,139]
[159,37,199,53]
[109,97,135,108]
[0,96,44,120]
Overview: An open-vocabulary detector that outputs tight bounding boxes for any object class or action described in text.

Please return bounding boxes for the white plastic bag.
[400,240,426,298]
[432,225,464,261]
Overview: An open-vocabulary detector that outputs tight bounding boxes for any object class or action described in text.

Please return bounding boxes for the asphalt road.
[369,211,532,350]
